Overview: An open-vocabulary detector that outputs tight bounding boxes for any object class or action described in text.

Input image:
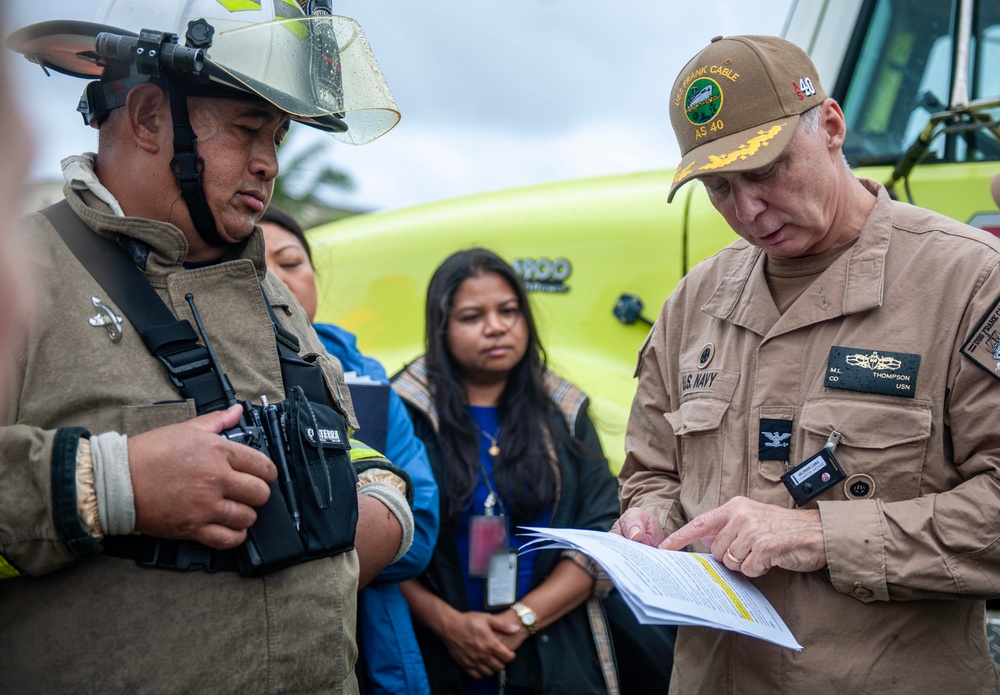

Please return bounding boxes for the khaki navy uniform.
[621,181,1000,694]
[0,184,362,693]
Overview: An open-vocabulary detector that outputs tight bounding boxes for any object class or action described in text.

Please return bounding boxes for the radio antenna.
[185,292,237,408]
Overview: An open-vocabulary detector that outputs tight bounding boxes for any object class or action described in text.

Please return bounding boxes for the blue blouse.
[455,405,553,612]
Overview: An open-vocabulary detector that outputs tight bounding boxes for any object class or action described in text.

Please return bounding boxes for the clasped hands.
[611,496,827,576]
[440,607,528,679]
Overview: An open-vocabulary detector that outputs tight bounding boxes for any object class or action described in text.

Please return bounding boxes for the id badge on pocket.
[780,431,845,507]
[485,551,518,609]
[469,515,508,578]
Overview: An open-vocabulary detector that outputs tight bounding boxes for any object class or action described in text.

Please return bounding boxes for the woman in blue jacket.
[261,206,439,695]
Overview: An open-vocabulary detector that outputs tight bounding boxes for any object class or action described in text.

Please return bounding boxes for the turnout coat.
[0,180,363,694]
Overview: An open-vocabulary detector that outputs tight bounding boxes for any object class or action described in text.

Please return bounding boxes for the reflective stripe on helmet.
[215,0,265,11]
[216,0,268,12]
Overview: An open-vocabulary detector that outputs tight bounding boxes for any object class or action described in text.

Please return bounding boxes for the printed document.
[520,527,802,650]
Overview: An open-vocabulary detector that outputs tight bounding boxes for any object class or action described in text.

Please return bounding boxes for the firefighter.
[1,2,411,692]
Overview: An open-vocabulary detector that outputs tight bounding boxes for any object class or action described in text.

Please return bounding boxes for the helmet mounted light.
[75,26,211,127]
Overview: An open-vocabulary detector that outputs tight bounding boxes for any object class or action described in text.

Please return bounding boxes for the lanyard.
[478,457,504,517]
[475,421,504,516]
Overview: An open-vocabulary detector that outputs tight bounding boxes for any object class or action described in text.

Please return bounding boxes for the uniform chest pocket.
[665,397,730,436]
[664,392,735,513]
[667,369,738,437]
[800,396,933,502]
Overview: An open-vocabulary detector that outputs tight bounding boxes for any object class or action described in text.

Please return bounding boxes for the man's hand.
[610,507,666,547]
[659,496,827,577]
[128,404,277,550]
[440,610,518,679]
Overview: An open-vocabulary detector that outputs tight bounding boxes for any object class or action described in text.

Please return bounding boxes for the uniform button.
[853,581,873,599]
[539,634,550,643]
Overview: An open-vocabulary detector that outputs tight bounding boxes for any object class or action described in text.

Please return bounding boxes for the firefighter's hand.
[128,405,277,549]
[611,507,666,547]
[660,496,827,577]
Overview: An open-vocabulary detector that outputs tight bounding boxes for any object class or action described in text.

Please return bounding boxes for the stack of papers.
[520,527,802,650]
[342,371,380,385]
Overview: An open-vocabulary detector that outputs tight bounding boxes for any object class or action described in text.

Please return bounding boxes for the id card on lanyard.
[469,490,518,608]
[486,551,518,609]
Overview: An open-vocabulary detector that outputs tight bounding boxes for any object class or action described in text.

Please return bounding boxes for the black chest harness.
[42,201,359,576]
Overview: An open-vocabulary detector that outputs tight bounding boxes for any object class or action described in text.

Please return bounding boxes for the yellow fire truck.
[310,0,1000,471]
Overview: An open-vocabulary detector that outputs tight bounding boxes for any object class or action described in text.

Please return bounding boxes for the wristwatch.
[510,601,539,635]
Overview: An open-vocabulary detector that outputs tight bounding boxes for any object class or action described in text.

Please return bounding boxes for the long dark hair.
[424,248,567,523]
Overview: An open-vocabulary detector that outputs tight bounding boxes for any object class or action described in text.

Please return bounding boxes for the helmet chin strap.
[164,78,227,248]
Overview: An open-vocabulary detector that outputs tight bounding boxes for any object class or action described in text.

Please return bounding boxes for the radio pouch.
[279,385,358,562]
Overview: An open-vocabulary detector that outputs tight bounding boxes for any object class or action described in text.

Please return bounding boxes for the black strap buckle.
[105,535,239,572]
[170,150,205,188]
[156,344,212,388]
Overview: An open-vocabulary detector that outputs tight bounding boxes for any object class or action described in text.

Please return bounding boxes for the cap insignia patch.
[685,78,723,126]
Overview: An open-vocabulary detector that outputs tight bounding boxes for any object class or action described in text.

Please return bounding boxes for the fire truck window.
[841,0,953,166]
[841,0,1000,166]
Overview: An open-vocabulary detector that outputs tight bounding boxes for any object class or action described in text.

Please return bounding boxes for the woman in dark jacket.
[392,249,623,694]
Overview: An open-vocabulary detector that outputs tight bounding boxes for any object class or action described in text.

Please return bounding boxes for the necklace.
[477,424,502,457]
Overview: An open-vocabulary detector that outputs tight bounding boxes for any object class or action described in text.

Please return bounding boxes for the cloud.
[290,116,678,211]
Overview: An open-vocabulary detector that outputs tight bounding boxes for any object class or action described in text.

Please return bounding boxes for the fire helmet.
[6,0,399,246]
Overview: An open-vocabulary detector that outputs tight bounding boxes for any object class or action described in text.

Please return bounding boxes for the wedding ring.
[725,548,746,564]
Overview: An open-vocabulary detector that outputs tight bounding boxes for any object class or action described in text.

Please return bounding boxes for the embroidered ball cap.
[667,35,826,202]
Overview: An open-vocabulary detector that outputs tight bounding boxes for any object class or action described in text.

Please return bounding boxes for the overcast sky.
[4,1,794,212]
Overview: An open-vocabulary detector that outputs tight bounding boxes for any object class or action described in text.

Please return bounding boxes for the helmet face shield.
[206,16,399,144]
